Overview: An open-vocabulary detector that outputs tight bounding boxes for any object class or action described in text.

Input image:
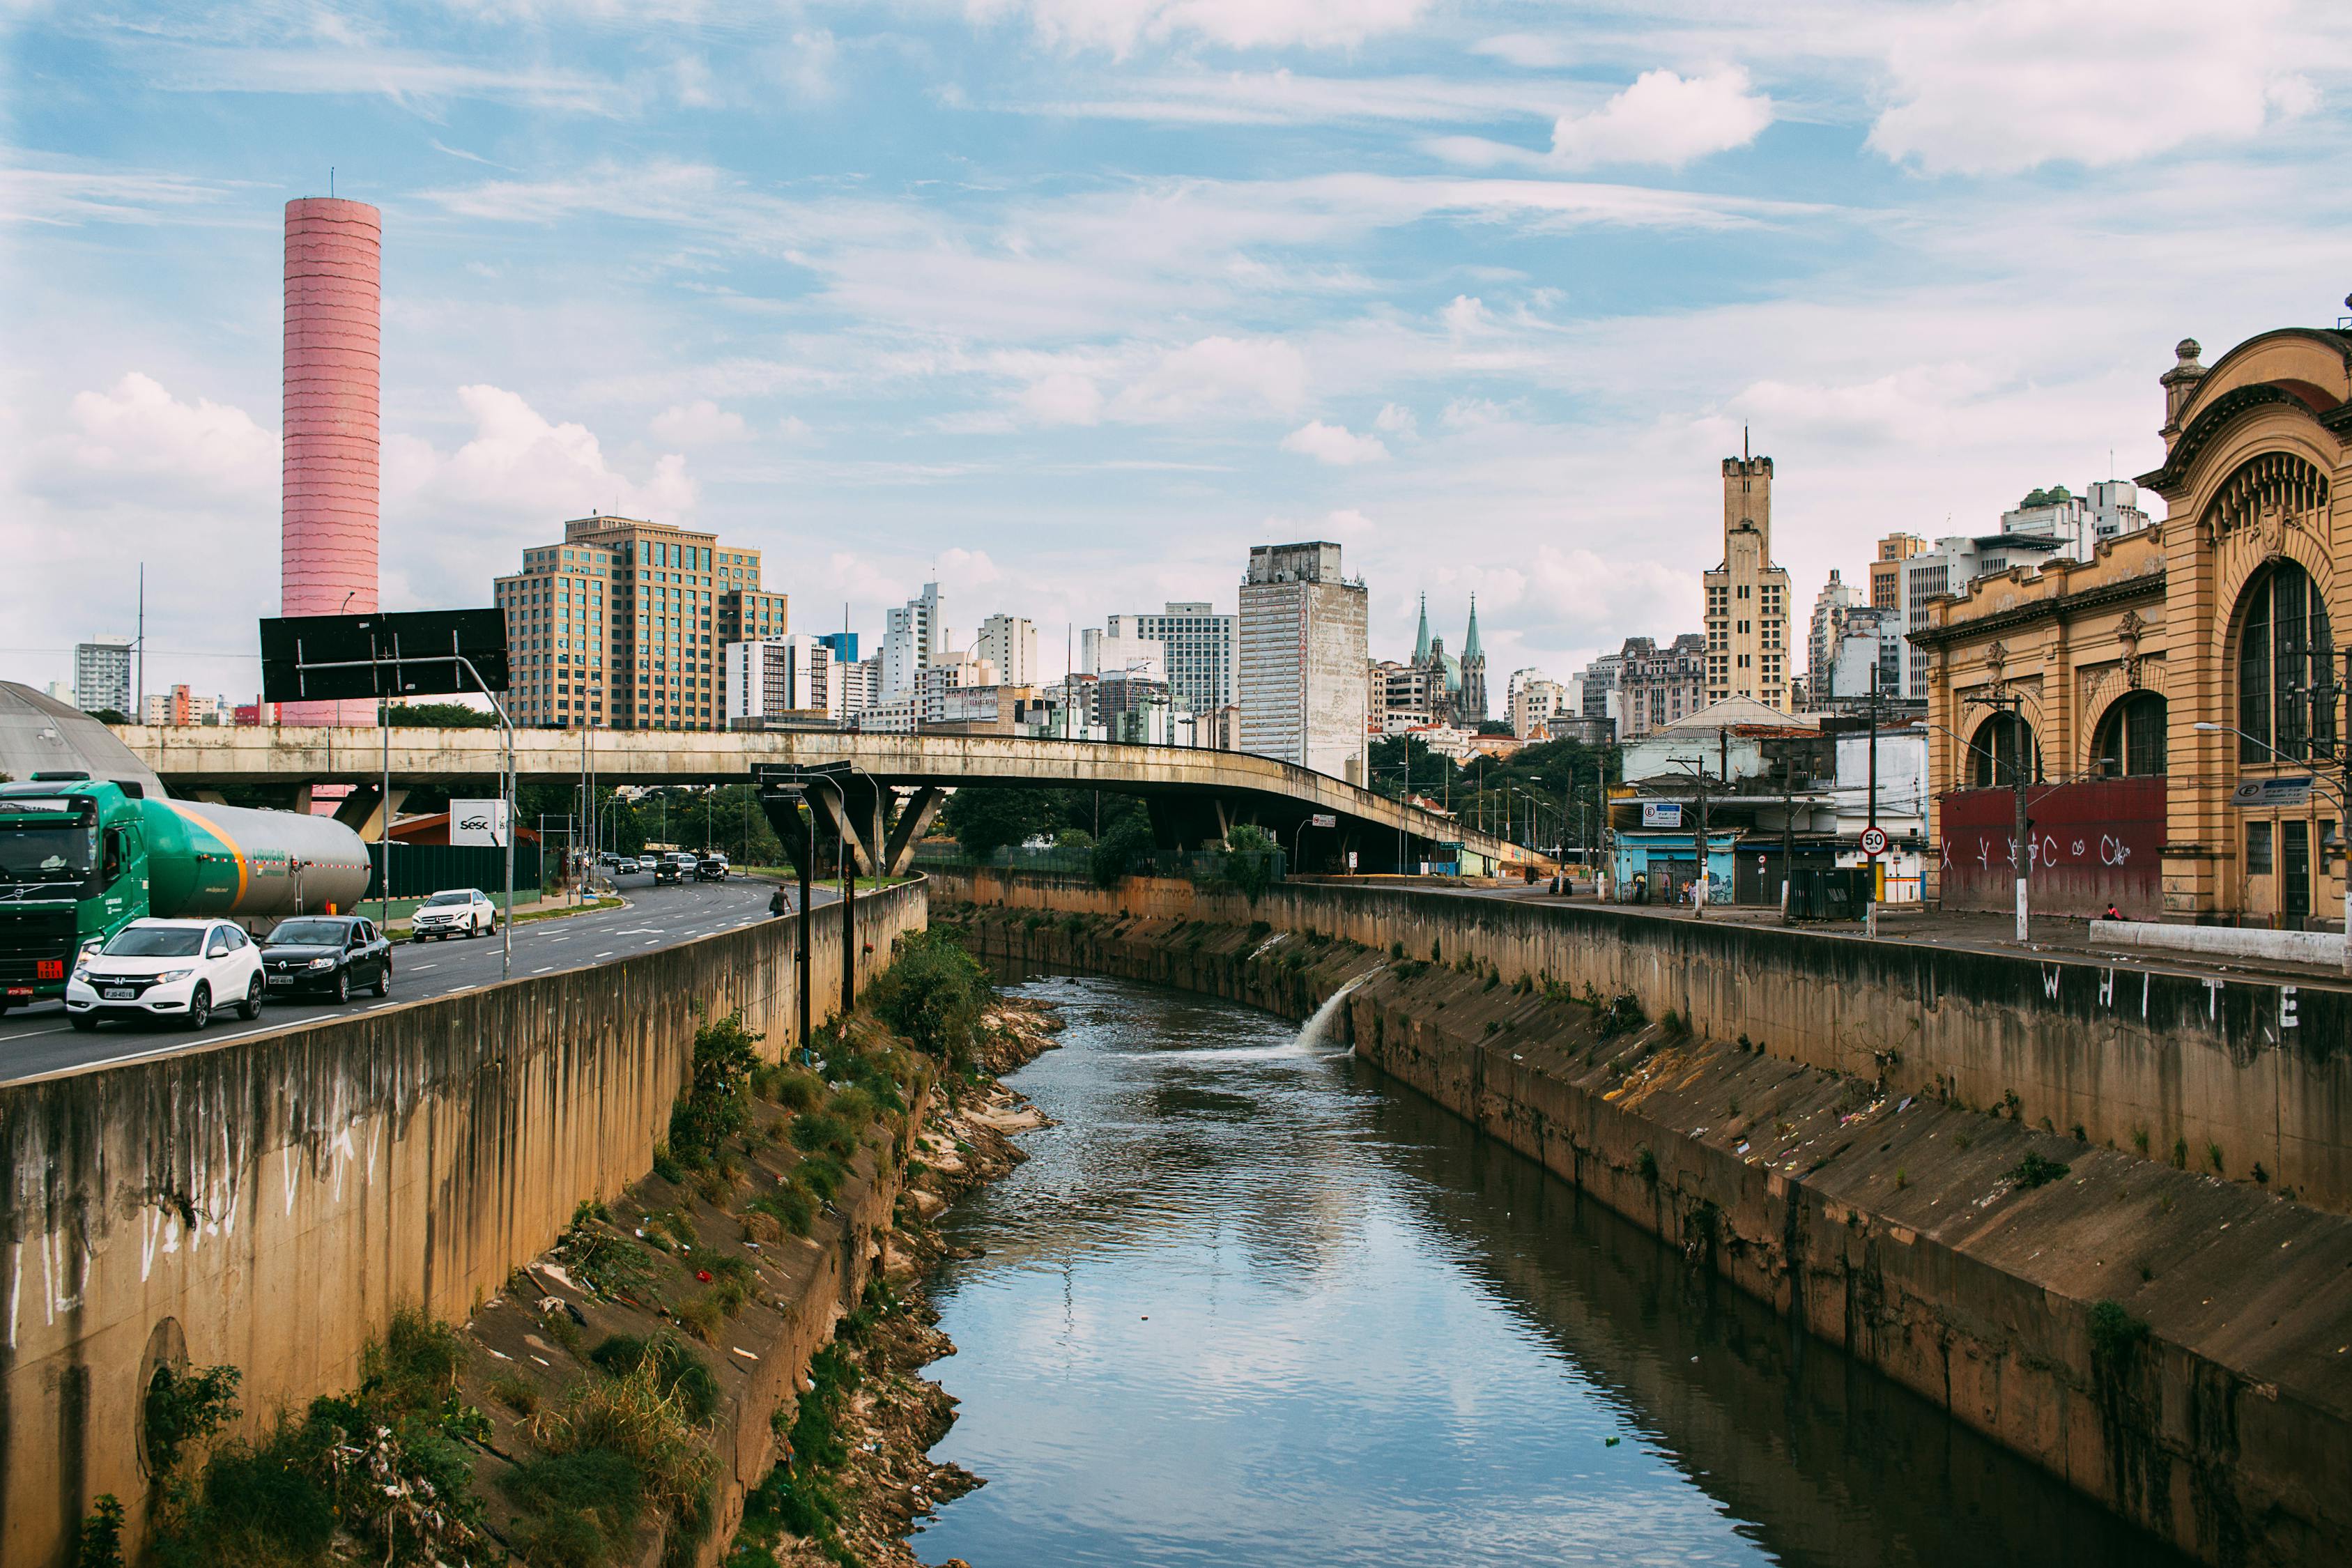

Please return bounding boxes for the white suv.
[66,918,264,1031]
[411,888,498,941]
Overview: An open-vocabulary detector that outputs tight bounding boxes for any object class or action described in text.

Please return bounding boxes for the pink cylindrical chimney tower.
[281,197,381,725]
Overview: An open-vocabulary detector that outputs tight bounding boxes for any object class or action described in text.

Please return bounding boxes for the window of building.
[1968,712,2036,788]
[2093,691,2167,777]
[2235,560,2335,763]
[2247,819,2274,875]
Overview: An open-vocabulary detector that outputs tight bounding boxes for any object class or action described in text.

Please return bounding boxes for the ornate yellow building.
[1916,330,2351,925]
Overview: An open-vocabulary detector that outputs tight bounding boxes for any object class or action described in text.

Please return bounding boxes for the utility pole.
[1866,669,1880,940]
[1780,746,1797,925]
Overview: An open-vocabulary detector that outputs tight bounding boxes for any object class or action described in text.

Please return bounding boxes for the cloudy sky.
[5,0,2349,703]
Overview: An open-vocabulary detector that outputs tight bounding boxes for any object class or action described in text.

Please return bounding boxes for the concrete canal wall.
[938,868,2352,1215]
[935,874,2352,1568]
[0,882,927,1567]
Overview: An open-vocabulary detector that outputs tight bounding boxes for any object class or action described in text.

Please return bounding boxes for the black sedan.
[258,915,393,1004]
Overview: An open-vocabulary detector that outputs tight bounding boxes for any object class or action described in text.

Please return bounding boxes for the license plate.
[103,987,135,1001]
[4,985,29,999]
[267,975,293,987]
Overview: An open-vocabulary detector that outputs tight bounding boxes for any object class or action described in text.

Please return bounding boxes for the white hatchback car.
[66,918,264,1031]
[411,888,498,941]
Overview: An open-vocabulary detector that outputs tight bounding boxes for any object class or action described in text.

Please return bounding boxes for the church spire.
[1463,594,1482,660]
[1413,592,1431,663]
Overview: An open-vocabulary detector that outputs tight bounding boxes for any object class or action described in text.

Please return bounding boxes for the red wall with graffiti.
[1937,778,2165,918]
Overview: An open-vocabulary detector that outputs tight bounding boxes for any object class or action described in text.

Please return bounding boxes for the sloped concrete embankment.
[938,896,2352,1568]
[0,882,927,1568]
[935,867,2352,1216]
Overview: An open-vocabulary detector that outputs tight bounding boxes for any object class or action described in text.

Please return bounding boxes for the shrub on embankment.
[105,933,985,1568]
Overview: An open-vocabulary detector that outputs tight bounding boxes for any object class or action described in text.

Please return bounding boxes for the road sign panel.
[1859,827,1889,856]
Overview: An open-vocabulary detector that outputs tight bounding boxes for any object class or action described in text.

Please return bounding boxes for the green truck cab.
[0,771,375,1014]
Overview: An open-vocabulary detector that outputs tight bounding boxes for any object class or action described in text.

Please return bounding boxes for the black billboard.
[260,609,509,704]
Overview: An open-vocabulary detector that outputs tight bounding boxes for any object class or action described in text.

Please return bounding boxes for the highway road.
[0,872,836,1084]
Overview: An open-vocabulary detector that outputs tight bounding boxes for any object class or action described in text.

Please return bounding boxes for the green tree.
[866,932,992,1072]
[940,785,1056,861]
[1089,814,1157,888]
[383,701,498,728]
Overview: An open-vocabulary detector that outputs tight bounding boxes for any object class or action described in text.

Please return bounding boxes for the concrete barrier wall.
[0,881,927,1567]
[937,868,2352,1213]
[2092,917,2346,967]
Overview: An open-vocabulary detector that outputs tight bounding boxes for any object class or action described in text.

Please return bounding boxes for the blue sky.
[6,0,2349,702]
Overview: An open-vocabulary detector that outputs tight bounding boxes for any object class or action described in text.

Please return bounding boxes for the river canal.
[918,975,2188,1567]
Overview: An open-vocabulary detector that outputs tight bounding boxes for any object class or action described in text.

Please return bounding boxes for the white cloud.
[396,384,695,523]
[1020,371,1105,426]
[650,399,748,444]
[1428,68,1773,171]
[1110,335,1306,422]
[778,415,815,443]
[43,373,278,500]
[1374,402,1417,438]
[1281,420,1389,465]
[1441,294,1489,335]
[967,0,1431,55]
[1867,0,2321,175]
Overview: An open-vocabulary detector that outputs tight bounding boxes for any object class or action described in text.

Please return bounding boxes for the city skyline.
[10,4,2348,703]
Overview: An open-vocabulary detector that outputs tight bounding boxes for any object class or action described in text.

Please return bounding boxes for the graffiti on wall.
[1938,778,2165,918]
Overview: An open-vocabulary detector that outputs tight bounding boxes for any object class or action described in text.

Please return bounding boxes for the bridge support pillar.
[881,786,944,876]
[807,787,874,877]
[332,783,408,842]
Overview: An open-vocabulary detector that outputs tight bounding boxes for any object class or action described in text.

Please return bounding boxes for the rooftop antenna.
[1743,424,1749,461]
[330,167,334,197]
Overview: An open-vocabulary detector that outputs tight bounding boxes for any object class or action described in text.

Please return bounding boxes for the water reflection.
[921,976,2188,1568]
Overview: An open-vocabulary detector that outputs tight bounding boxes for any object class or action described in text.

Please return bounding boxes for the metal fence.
[368,842,545,900]
[911,841,1285,884]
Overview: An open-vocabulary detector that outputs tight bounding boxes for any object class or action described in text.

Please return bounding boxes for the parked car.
[695,854,729,882]
[65,918,263,1031]
[411,888,498,941]
[259,914,392,1002]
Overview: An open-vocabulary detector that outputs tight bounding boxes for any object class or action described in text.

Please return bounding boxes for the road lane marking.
[594,951,614,958]
[532,966,555,974]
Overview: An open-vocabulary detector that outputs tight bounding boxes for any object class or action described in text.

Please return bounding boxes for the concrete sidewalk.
[1440,881,2352,993]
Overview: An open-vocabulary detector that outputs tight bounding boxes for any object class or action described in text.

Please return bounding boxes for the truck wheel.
[240,974,263,1020]
[185,984,211,1031]
[70,1013,97,1033]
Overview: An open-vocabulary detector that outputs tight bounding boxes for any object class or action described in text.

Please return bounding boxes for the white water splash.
[1296,971,1374,1055]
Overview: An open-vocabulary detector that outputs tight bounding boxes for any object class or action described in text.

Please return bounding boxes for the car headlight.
[308,955,337,969]
[155,969,193,983]
[72,967,91,984]
[77,938,102,962]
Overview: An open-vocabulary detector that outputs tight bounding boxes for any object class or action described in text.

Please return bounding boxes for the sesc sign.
[449,798,509,847]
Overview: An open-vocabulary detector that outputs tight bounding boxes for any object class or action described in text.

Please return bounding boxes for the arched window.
[2094,692,2167,777]
[2235,561,2335,764]
[1969,712,2035,788]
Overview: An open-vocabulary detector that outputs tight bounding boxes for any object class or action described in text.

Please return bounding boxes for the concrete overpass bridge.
[118,724,1544,877]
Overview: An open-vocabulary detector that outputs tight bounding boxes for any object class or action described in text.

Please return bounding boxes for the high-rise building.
[725,636,833,725]
[881,584,942,698]
[1702,443,1794,709]
[1806,570,1854,703]
[280,197,383,725]
[835,656,880,716]
[974,615,1039,687]
[142,686,219,727]
[1617,633,1709,737]
[1900,530,2072,699]
[1506,668,1568,739]
[816,631,859,665]
[495,515,764,730]
[1870,534,1925,610]
[1081,626,1168,683]
[1238,541,1368,783]
[74,638,133,716]
[1097,603,1235,716]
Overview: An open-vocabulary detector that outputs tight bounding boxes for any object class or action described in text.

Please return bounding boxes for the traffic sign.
[1859,826,1889,856]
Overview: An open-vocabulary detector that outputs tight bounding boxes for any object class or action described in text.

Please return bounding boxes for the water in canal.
[918,976,2188,1568]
